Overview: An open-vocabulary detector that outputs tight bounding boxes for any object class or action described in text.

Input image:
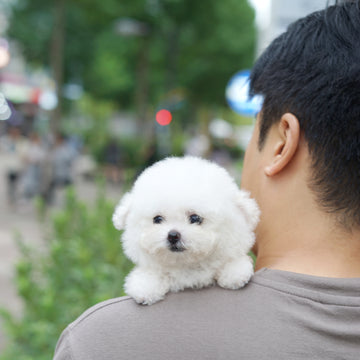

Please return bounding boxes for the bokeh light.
[156,109,172,126]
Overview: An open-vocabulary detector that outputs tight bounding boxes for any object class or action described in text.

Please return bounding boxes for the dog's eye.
[153,215,164,224]
[189,214,203,224]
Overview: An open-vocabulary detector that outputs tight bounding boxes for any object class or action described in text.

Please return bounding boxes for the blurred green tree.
[7,0,255,132]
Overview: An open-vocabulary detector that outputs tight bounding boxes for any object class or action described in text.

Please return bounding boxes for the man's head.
[248,0,360,230]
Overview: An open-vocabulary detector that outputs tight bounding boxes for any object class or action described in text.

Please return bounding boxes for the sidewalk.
[0,154,123,352]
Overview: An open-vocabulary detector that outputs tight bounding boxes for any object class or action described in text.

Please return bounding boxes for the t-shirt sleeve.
[53,328,74,360]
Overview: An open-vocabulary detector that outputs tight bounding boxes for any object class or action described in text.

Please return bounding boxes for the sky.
[249,0,271,28]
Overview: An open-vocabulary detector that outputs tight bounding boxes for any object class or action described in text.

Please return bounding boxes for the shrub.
[0,188,132,360]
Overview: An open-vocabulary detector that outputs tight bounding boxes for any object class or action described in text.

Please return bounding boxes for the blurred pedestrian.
[52,132,77,186]
[45,132,77,204]
[103,138,122,184]
[0,126,29,206]
[21,132,46,199]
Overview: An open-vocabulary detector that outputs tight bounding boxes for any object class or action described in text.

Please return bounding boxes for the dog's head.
[113,157,260,266]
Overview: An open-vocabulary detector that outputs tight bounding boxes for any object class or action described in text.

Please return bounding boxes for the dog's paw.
[216,256,254,289]
[125,268,169,305]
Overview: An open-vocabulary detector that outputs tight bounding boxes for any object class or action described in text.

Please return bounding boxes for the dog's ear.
[112,192,133,230]
[235,191,260,231]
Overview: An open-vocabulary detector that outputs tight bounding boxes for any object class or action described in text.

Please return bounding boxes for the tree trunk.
[135,37,150,137]
[50,0,66,134]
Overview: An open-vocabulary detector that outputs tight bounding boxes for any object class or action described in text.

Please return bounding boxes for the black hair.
[249,0,360,229]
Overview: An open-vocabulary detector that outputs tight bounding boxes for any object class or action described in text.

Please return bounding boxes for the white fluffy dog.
[113,156,260,305]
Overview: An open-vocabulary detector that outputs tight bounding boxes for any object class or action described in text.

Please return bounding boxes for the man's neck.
[255,225,360,278]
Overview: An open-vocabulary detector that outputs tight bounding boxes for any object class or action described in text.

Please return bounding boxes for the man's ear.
[264,113,300,177]
[112,192,133,230]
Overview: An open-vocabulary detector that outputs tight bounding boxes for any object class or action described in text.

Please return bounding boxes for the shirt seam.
[69,296,133,330]
[251,279,360,307]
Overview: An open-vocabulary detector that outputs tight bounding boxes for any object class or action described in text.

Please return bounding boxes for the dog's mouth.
[169,243,186,253]
[167,230,186,252]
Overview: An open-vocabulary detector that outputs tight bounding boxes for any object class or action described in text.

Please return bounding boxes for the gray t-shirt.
[53,268,360,359]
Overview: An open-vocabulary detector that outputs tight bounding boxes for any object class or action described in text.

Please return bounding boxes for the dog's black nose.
[167,230,181,244]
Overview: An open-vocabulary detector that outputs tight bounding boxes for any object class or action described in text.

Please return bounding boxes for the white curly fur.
[113,156,260,305]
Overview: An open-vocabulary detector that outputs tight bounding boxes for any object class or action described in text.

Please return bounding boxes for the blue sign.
[226,70,263,117]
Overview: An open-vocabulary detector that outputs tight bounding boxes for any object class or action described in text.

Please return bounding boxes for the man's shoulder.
[54,285,258,359]
[55,285,266,359]
[68,285,245,331]
[54,270,360,359]
[67,295,135,331]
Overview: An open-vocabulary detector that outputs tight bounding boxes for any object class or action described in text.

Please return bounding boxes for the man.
[53,1,360,359]
[0,126,29,205]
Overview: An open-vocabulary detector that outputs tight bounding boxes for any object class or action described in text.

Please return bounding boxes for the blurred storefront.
[0,39,55,134]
